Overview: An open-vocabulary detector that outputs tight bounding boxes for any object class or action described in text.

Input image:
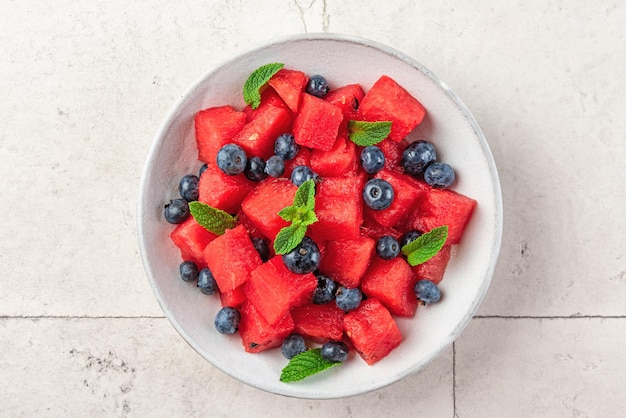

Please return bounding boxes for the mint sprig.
[280,348,341,382]
[188,201,237,235]
[347,120,392,146]
[273,179,318,255]
[243,62,284,109]
[401,225,448,266]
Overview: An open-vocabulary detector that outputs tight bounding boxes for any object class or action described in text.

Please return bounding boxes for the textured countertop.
[1,1,625,416]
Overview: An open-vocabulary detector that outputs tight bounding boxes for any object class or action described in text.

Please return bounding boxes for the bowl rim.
[137,32,503,399]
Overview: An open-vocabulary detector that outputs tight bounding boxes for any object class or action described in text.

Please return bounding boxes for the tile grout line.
[452,341,457,418]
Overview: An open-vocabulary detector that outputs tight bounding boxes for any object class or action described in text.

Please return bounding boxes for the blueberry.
[335,286,362,311]
[400,230,422,248]
[313,273,338,304]
[216,143,247,175]
[265,155,285,178]
[362,178,394,210]
[274,133,299,160]
[424,162,456,188]
[414,280,442,305]
[214,307,241,334]
[290,165,319,187]
[199,163,208,177]
[282,236,321,274]
[306,75,330,98]
[197,268,218,295]
[402,140,437,177]
[376,235,400,260]
[281,333,307,359]
[360,146,385,174]
[179,174,199,202]
[179,261,199,283]
[245,156,268,182]
[321,340,349,363]
[164,198,190,224]
[251,236,270,262]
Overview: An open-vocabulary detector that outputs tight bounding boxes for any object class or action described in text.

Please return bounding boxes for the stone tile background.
[1,0,624,416]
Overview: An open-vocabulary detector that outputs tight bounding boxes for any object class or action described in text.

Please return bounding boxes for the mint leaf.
[292,179,315,210]
[347,120,392,146]
[300,209,318,227]
[243,63,284,109]
[278,206,300,222]
[401,226,448,266]
[280,348,340,382]
[188,201,237,235]
[273,223,307,255]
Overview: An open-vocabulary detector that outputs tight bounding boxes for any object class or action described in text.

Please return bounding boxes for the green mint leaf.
[293,179,316,210]
[280,348,341,382]
[273,223,307,255]
[347,120,392,146]
[401,225,448,266]
[243,62,284,109]
[278,205,299,222]
[300,209,318,227]
[188,201,237,235]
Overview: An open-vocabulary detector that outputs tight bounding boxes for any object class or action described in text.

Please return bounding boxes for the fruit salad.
[162,63,476,381]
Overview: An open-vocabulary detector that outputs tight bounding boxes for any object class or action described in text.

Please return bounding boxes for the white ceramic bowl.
[138,33,502,399]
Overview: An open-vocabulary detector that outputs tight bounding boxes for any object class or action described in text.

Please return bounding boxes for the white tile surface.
[456,318,626,417]
[1,0,625,415]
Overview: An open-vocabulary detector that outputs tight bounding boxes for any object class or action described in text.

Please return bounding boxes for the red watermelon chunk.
[267,69,308,113]
[318,237,375,288]
[244,256,317,325]
[283,147,311,178]
[219,284,247,308]
[169,217,218,266]
[378,138,409,171]
[195,105,247,165]
[239,301,294,353]
[203,225,263,292]
[243,87,290,121]
[324,83,365,119]
[365,169,427,228]
[359,75,426,142]
[412,245,452,284]
[360,214,403,241]
[197,164,256,214]
[291,302,345,344]
[343,298,402,365]
[309,173,365,242]
[293,94,343,151]
[234,104,293,159]
[309,134,357,177]
[405,187,477,245]
[240,178,297,241]
[361,257,418,317]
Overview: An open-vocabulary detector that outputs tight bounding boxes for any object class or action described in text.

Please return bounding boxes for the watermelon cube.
[283,147,311,179]
[343,298,403,365]
[197,164,256,215]
[244,256,317,325]
[219,284,247,308]
[203,225,263,292]
[361,257,418,317]
[291,302,345,344]
[360,214,403,241]
[324,83,365,119]
[195,105,247,165]
[405,187,477,245]
[238,301,294,353]
[309,134,357,177]
[234,104,293,159]
[365,169,427,228]
[240,178,297,241]
[309,173,365,242]
[267,68,308,112]
[169,216,218,266]
[412,245,452,284]
[378,138,409,172]
[243,87,290,121]
[318,237,375,288]
[359,75,426,142]
[293,94,343,151]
